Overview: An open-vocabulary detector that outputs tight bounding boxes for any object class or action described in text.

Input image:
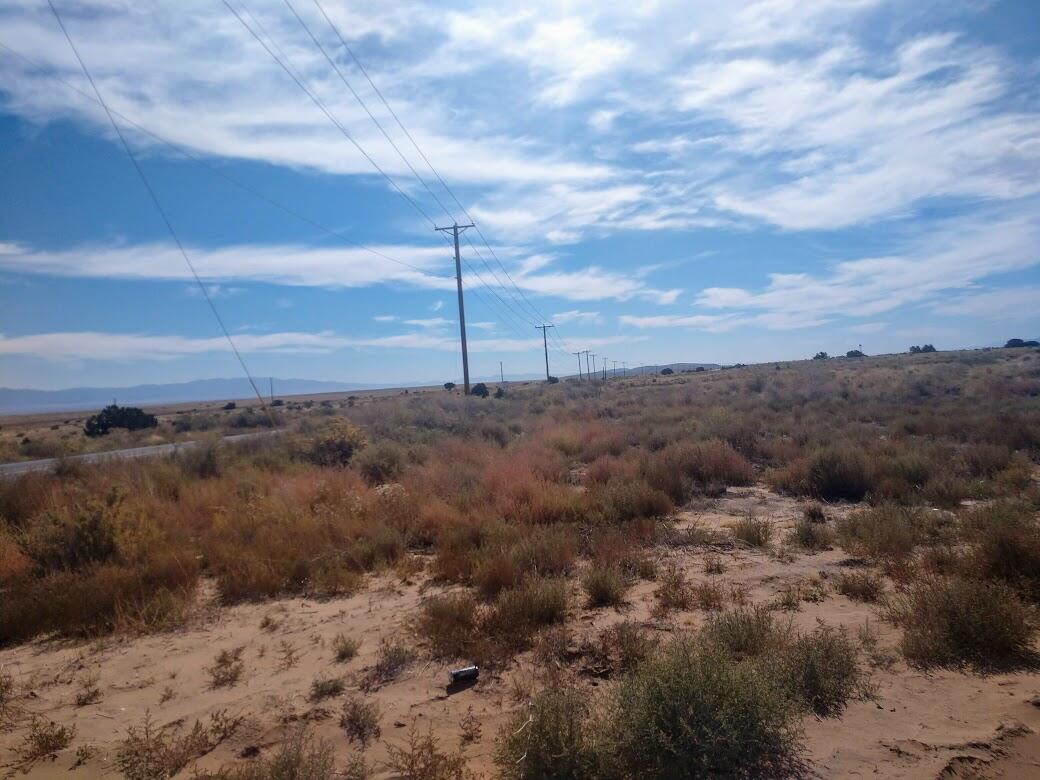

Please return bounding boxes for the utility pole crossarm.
[435,222,475,395]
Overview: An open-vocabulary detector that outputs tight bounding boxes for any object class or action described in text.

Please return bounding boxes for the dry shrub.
[836,570,886,602]
[355,440,407,485]
[304,418,367,467]
[589,527,654,579]
[116,713,210,780]
[208,646,245,688]
[496,687,596,780]
[888,575,1036,668]
[806,447,872,502]
[385,726,474,780]
[789,515,834,550]
[419,592,480,659]
[601,636,801,778]
[588,479,673,525]
[489,577,568,642]
[703,605,789,658]
[220,727,336,780]
[473,526,576,597]
[582,565,628,608]
[692,579,726,611]
[653,562,692,612]
[340,696,381,747]
[962,502,1040,602]
[369,638,417,685]
[332,634,360,663]
[732,515,773,548]
[587,622,657,675]
[641,439,753,503]
[308,674,345,702]
[836,504,927,562]
[781,625,863,716]
[20,717,75,763]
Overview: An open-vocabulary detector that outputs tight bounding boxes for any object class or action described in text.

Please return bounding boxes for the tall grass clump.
[496,688,597,780]
[836,504,926,563]
[962,502,1040,602]
[641,440,753,503]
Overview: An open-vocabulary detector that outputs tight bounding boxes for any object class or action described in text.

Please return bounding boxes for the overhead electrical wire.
[310,0,563,339]
[224,0,541,347]
[281,0,549,339]
[44,0,273,415]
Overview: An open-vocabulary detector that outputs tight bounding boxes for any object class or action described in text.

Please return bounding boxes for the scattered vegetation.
[340,695,381,747]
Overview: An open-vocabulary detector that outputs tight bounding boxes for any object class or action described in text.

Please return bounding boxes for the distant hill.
[0,378,367,414]
[570,362,720,378]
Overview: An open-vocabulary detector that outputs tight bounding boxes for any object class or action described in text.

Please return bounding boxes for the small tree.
[660,367,674,375]
[813,352,829,360]
[83,405,158,437]
[443,382,456,391]
[547,375,559,384]
[222,401,237,410]
[471,383,490,398]
[494,386,505,399]
[1005,338,1039,348]
[846,350,866,358]
[921,344,937,353]
[909,345,921,354]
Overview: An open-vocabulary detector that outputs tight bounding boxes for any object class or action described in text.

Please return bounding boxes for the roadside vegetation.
[0,346,1038,776]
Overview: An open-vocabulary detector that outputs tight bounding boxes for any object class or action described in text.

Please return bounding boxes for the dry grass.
[340,695,381,747]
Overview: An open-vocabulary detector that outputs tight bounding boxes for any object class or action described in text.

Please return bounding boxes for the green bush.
[496,688,596,780]
[582,565,628,608]
[305,419,367,467]
[601,636,800,777]
[84,405,158,437]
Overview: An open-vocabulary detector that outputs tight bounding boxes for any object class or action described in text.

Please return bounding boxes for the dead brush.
[74,672,102,706]
[732,513,773,548]
[365,638,416,687]
[207,646,245,688]
[332,633,361,663]
[308,674,345,703]
[653,562,692,613]
[385,725,475,780]
[581,565,628,608]
[19,717,75,763]
[340,695,381,747]
[836,570,886,602]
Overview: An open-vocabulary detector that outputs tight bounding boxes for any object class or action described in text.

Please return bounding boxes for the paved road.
[0,431,280,478]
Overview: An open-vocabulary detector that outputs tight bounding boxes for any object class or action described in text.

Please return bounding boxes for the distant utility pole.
[435,222,474,394]
[601,357,608,381]
[500,361,504,384]
[573,352,584,381]
[612,360,618,377]
[535,324,555,381]
[583,350,591,378]
[622,361,627,377]
[269,377,274,403]
[590,354,596,379]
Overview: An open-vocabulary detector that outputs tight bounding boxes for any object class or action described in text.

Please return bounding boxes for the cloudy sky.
[1,0,1038,389]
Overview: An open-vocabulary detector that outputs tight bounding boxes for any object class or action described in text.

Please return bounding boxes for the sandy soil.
[2,487,1038,778]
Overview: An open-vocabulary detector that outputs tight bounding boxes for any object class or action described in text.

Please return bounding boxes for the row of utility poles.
[571,350,628,381]
[438,221,632,390]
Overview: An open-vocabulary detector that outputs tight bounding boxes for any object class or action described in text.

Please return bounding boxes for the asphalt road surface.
[0,431,279,479]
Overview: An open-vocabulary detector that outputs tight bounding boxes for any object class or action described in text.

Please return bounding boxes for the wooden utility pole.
[435,222,474,394]
[535,324,555,381]
[500,361,504,384]
[622,361,628,377]
[589,353,596,379]
[583,350,591,378]
[573,352,583,381]
[601,356,608,380]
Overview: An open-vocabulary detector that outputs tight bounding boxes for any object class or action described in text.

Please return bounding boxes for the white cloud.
[848,322,887,334]
[403,317,453,328]
[553,309,602,325]
[695,212,1040,327]
[930,286,1040,321]
[0,329,641,361]
[372,314,398,322]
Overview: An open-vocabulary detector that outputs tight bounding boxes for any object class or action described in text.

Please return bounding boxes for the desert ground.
[2,348,1039,778]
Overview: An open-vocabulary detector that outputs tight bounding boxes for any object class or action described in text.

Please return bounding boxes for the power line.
[309,0,568,340]
[226,0,538,347]
[0,40,448,281]
[286,0,546,336]
[45,0,270,414]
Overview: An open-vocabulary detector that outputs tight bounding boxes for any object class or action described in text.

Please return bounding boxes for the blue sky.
[1,0,1038,389]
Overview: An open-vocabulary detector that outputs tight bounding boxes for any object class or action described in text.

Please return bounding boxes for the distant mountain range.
[1,362,723,414]
[0,378,363,414]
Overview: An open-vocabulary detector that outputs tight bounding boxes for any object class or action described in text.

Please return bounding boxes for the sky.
[0,0,1038,390]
